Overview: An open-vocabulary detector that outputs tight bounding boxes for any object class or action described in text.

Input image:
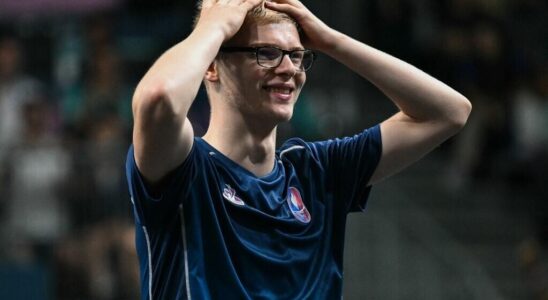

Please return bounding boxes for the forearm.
[133,24,225,116]
[323,31,471,125]
[131,0,264,183]
[131,24,225,183]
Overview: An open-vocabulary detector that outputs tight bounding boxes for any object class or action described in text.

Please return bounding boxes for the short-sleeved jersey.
[126,125,382,300]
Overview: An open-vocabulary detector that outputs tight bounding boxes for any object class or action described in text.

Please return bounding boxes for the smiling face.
[210,21,306,126]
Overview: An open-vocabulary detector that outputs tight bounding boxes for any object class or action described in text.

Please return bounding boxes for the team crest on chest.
[287,187,311,223]
[222,184,245,206]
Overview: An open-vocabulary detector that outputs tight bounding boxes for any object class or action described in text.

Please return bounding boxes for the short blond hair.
[192,0,298,30]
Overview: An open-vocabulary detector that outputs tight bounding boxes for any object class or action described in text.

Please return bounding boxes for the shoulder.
[279,125,382,156]
[279,137,307,156]
[126,137,212,189]
[277,136,331,167]
[279,137,321,162]
[126,137,209,168]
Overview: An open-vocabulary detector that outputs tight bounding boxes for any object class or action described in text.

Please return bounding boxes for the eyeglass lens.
[256,47,313,71]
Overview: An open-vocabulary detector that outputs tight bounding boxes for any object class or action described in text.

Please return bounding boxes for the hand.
[264,0,336,51]
[197,0,264,42]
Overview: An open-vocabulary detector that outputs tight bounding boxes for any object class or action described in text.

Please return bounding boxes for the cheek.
[221,70,253,95]
[244,71,267,94]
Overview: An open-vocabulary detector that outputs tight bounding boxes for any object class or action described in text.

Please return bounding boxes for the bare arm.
[132,0,263,184]
[266,0,472,185]
[323,33,472,185]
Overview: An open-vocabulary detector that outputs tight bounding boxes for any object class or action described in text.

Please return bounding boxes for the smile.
[265,87,292,95]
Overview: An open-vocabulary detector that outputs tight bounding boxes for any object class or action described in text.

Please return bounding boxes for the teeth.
[268,87,291,94]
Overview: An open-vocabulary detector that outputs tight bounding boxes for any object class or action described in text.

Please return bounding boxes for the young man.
[126,0,472,299]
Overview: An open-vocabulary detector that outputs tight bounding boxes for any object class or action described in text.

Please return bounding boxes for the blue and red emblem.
[286,187,311,223]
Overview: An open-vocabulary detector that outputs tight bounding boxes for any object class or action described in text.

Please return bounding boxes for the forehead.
[228,22,302,49]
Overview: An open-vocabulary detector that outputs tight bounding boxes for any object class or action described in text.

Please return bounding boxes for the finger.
[264,1,301,17]
[267,0,304,8]
[240,0,264,10]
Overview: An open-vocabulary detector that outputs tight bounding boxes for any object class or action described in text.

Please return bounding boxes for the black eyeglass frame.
[219,46,316,72]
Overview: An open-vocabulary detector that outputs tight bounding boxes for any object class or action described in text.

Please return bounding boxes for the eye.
[257,47,281,61]
[289,51,305,63]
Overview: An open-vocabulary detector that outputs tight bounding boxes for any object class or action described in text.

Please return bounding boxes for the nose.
[274,54,298,76]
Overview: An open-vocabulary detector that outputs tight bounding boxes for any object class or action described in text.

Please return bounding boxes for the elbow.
[134,80,169,109]
[447,95,472,131]
[133,80,176,121]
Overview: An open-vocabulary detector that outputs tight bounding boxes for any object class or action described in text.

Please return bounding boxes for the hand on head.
[264,0,334,51]
[196,0,265,42]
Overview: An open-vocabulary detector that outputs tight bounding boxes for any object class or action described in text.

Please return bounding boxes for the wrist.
[191,21,227,47]
[317,28,344,54]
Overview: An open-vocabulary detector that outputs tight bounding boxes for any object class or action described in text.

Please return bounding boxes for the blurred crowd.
[0,16,137,300]
[0,0,546,299]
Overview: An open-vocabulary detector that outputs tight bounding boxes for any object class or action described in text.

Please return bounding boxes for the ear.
[204,61,219,82]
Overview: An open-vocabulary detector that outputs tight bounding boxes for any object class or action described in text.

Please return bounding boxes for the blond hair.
[192,0,298,30]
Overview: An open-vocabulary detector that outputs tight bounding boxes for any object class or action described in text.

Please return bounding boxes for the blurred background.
[0,0,546,299]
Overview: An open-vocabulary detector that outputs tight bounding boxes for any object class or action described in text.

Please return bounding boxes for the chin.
[271,107,294,123]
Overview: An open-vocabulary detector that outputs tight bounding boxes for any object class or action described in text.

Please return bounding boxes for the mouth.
[263,85,295,101]
[265,87,292,94]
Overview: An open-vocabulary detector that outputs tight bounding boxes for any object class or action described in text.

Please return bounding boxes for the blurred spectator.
[79,17,132,128]
[511,64,548,173]
[55,220,139,300]
[59,15,131,227]
[0,94,70,264]
[510,62,548,240]
[65,111,131,227]
[445,18,514,190]
[60,16,132,133]
[511,63,548,300]
[0,34,44,163]
[52,15,136,300]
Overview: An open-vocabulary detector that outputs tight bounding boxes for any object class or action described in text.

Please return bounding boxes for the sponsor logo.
[222,184,245,206]
[286,187,311,223]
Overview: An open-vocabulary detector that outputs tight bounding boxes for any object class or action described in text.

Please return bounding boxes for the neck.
[203,110,278,177]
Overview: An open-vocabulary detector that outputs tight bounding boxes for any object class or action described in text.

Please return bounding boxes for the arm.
[132,0,262,184]
[326,34,472,185]
[266,0,472,185]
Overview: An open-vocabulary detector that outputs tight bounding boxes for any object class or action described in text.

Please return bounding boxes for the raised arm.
[266,0,472,185]
[329,39,472,185]
[132,0,263,184]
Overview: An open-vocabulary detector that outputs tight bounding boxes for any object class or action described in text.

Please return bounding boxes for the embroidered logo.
[287,187,311,223]
[222,184,245,206]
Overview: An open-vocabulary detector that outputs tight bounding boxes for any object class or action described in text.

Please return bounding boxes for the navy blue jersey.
[126,125,382,299]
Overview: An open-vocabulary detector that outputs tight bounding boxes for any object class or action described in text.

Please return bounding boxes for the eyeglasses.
[219,46,316,72]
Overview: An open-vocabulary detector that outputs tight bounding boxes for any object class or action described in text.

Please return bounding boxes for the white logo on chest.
[222,184,245,206]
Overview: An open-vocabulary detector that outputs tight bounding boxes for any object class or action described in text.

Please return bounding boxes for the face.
[213,21,306,124]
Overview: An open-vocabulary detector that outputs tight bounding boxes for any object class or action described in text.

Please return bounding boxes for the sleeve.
[125,143,198,227]
[309,125,382,213]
